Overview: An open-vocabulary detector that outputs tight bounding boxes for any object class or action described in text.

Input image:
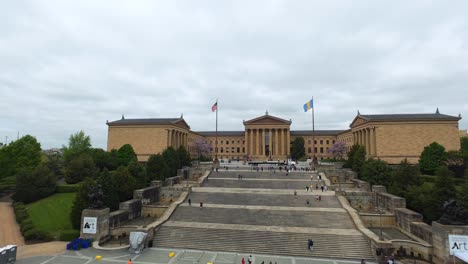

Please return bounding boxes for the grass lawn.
[27,192,76,237]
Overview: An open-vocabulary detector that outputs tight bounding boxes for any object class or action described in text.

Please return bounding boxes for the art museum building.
[107,110,462,164]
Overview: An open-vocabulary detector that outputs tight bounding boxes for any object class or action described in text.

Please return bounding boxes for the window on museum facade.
[242,147,245,152]
[333,140,335,144]
[226,148,229,153]
[326,140,329,144]
[308,147,311,153]
[314,147,317,153]
[232,140,234,144]
[237,147,240,153]
[221,140,224,144]
[314,140,317,144]
[226,141,228,145]
[232,147,235,152]
[320,147,323,153]
[220,147,223,153]
[238,140,240,144]
[320,140,323,145]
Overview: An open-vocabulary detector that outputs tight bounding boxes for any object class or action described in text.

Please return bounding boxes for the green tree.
[116,144,137,167]
[291,137,305,160]
[112,166,137,202]
[177,146,191,167]
[446,150,465,177]
[359,158,392,186]
[458,175,468,210]
[389,159,421,197]
[97,169,119,211]
[70,177,95,229]
[162,147,180,177]
[63,131,92,164]
[0,135,42,178]
[344,145,360,168]
[90,148,118,171]
[419,142,447,175]
[147,154,170,182]
[13,164,57,203]
[65,154,97,184]
[128,161,147,188]
[352,145,366,174]
[433,166,457,205]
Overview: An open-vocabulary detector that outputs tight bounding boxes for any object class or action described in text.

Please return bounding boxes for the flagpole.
[215,99,218,161]
[312,96,316,170]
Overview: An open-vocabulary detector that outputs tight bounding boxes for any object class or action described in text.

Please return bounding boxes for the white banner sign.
[82,217,97,234]
[449,235,468,255]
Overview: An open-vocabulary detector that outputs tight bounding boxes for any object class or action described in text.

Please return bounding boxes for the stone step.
[154,226,374,260]
[170,207,356,229]
[186,191,341,208]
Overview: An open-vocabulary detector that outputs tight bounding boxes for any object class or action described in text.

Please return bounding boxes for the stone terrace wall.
[410,222,433,244]
[119,199,142,220]
[394,208,423,233]
[344,191,374,211]
[376,192,406,213]
[351,179,371,191]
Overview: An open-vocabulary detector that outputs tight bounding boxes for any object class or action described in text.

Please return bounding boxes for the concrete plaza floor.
[17,247,376,264]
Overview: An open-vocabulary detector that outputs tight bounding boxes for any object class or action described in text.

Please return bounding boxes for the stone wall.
[375,192,406,213]
[133,185,159,205]
[141,205,169,218]
[160,185,190,202]
[431,221,468,264]
[359,213,396,227]
[351,179,371,191]
[119,199,142,220]
[344,191,374,211]
[410,222,433,244]
[80,208,110,241]
[109,210,129,229]
[394,208,423,233]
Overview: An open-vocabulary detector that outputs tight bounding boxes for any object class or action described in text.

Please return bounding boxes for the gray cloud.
[1,1,467,149]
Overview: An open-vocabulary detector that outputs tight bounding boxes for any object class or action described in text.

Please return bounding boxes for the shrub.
[56,184,81,193]
[23,228,39,240]
[59,229,80,241]
[20,219,34,233]
[14,207,28,223]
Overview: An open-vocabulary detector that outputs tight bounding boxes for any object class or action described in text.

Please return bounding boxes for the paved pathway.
[17,247,376,264]
[0,202,24,246]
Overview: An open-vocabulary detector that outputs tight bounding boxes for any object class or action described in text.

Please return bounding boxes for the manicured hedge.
[59,229,81,241]
[56,184,81,193]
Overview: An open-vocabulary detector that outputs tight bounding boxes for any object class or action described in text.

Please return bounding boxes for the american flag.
[211,102,217,112]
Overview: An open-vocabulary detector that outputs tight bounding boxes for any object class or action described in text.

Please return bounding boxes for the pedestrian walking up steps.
[154,226,374,260]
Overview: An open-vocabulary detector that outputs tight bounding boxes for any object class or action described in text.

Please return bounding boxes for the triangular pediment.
[349,115,369,128]
[243,115,291,125]
[173,118,191,130]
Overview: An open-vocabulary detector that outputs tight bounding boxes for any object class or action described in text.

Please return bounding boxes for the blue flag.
[303,99,313,112]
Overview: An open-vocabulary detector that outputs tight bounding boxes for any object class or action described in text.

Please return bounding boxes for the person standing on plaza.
[248,255,253,264]
[200,201,203,209]
[188,198,191,206]
[128,259,132,264]
[321,186,324,192]
[318,195,321,201]
[242,257,245,264]
[307,239,314,251]
[306,186,309,192]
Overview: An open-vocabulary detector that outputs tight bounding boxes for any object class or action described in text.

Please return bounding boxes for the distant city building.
[107,110,462,164]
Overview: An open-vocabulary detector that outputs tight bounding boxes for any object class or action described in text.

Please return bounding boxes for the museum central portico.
[243,113,291,160]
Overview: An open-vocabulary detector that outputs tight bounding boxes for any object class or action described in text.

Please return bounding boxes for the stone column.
[262,129,266,157]
[268,129,272,157]
[286,129,290,156]
[254,129,258,156]
[275,129,279,157]
[250,129,254,157]
[369,128,374,156]
[167,130,171,147]
[244,129,248,156]
[255,129,259,156]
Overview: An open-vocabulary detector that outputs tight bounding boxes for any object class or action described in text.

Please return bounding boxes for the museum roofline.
[359,113,461,121]
[107,117,190,128]
[196,131,245,136]
[290,130,346,136]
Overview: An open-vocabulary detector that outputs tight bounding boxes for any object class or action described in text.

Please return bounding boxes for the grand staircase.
[153,171,374,260]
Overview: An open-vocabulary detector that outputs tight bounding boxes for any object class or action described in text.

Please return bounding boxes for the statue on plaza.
[88,183,105,209]
[437,199,468,225]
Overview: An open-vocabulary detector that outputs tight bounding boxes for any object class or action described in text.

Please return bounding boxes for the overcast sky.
[1,1,468,149]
